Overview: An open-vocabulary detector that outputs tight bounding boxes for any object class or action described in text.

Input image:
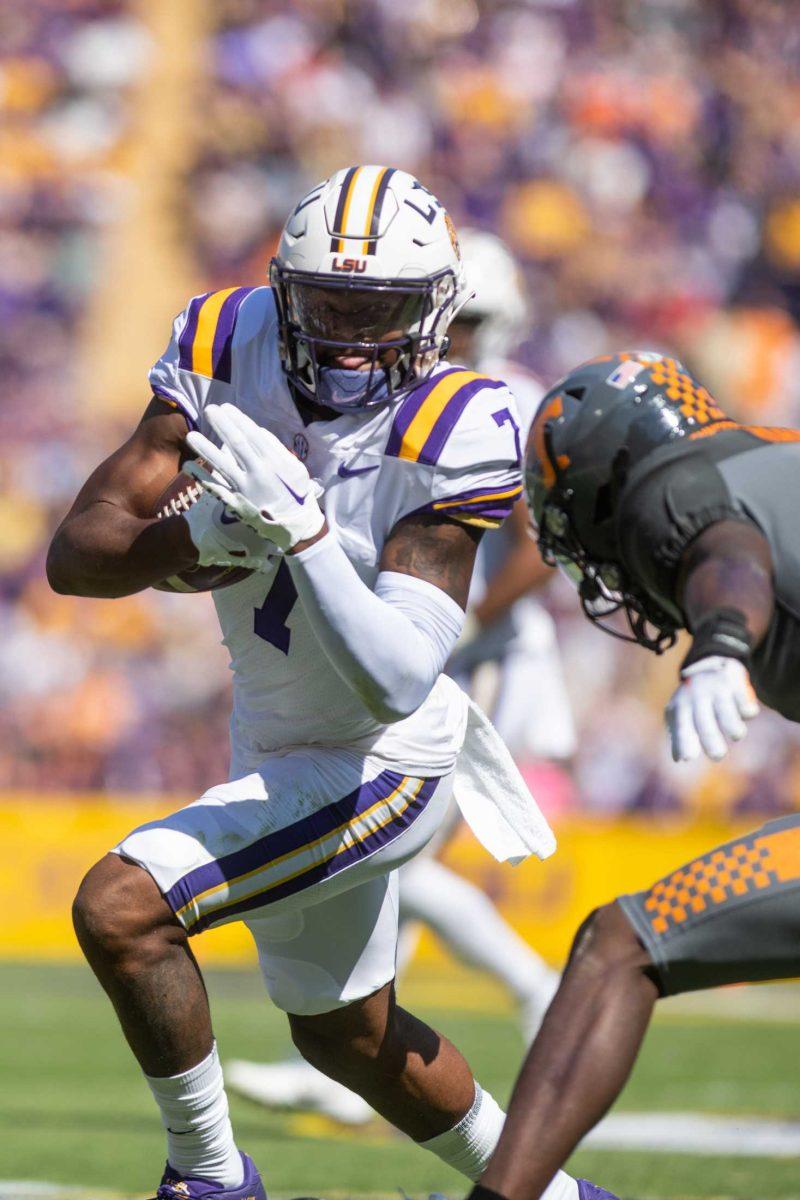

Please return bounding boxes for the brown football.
[151,472,253,593]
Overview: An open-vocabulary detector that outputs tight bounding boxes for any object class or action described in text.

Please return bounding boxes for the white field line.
[586,1111,800,1157]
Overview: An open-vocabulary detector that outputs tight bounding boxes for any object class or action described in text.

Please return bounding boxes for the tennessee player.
[47,168,585,1200]
[468,353,800,1200]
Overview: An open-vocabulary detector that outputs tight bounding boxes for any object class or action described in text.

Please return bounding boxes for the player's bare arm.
[661,518,775,763]
[471,498,551,628]
[46,397,196,597]
[677,518,774,646]
[381,511,482,610]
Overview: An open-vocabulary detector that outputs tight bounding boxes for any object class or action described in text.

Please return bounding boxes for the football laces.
[156,480,205,519]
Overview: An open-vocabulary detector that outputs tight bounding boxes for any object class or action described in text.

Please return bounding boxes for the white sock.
[419,1083,505,1180]
[399,858,558,1004]
[145,1043,243,1187]
[541,1171,580,1200]
[420,1083,579,1200]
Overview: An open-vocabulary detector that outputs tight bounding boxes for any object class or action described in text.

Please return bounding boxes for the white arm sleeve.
[287,532,465,724]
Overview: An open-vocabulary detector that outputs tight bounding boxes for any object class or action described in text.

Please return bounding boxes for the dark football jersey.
[617,426,800,721]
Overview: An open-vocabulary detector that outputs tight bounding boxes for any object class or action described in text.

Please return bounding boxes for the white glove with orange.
[186,404,325,553]
[665,655,759,763]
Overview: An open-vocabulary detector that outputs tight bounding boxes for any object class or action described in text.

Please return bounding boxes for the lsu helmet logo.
[331,257,367,272]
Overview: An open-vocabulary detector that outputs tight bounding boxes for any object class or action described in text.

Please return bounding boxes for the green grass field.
[4,961,800,1200]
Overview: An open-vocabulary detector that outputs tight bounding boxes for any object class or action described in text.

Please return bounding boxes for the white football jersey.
[150,286,523,776]
[469,356,544,603]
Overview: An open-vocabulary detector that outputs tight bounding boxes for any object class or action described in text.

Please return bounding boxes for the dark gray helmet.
[526,351,729,653]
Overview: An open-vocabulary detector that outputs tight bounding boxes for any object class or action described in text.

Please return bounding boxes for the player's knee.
[73,852,176,963]
[569,901,653,982]
[289,985,396,1079]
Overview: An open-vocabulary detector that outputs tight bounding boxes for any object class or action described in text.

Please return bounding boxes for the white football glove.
[665,656,760,763]
[179,462,274,571]
[186,404,325,553]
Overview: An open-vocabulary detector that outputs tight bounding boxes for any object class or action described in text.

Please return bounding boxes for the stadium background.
[5,1,800,1197]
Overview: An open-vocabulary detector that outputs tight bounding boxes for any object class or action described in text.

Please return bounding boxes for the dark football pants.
[620,814,800,995]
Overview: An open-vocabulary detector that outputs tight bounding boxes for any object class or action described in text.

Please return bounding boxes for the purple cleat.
[577,1181,621,1200]
[152,1152,266,1199]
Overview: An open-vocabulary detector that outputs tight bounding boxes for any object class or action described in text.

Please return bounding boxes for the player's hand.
[180,462,275,570]
[665,656,759,763]
[186,404,325,552]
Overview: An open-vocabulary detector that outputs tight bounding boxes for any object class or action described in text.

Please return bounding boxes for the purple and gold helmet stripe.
[163,771,439,933]
[387,370,506,466]
[363,166,396,254]
[177,287,255,382]
[329,165,361,254]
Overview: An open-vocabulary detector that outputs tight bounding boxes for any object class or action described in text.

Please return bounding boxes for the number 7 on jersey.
[254,560,298,654]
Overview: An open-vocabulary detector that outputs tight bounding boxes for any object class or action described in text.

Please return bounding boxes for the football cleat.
[226,1058,373,1126]
[152,1151,266,1199]
[577,1180,621,1200]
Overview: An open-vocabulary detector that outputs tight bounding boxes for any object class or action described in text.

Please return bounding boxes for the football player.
[225,230,567,1127]
[47,167,593,1200]
[467,352,800,1200]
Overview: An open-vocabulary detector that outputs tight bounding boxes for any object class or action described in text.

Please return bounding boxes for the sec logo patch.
[293,432,309,461]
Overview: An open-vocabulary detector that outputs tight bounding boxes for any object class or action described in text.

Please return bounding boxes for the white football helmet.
[457,228,528,362]
[270,165,468,412]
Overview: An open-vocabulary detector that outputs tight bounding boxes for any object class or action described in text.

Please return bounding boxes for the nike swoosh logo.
[278,476,307,504]
[219,509,239,524]
[337,462,380,479]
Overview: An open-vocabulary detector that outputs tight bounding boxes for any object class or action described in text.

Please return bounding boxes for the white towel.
[453,696,557,865]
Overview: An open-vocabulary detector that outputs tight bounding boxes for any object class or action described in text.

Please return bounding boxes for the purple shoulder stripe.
[417,376,506,466]
[211,286,257,383]
[150,385,197,430]
[177,292,212,371]
[410,480,523,524]
[385,367,462,458]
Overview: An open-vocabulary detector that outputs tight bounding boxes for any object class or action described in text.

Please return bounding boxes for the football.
[151,471,253,593]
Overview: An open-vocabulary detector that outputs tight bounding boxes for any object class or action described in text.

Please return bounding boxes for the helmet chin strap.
[316,365,392,412]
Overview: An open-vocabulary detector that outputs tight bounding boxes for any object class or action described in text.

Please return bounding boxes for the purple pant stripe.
[212,287,255,383]
[177,292,212,371]
[188,778,439,933]
[163,768,407,915]
[418,378,506,466]
[384,368,462,458]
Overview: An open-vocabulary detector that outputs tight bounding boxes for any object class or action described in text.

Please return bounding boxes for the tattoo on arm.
[380,514,483,609]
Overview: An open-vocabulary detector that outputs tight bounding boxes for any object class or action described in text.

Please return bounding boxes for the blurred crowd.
[3,0,800,810]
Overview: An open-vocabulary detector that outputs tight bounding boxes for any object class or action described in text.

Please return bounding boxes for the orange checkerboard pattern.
[646,357,728,427]
[643,822,800,937]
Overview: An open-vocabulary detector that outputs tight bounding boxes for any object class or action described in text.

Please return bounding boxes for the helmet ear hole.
[593,481,614,526]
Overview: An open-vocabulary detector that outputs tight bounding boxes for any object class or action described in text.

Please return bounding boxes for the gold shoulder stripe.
[191,288,240,378]
[397,370,485,462]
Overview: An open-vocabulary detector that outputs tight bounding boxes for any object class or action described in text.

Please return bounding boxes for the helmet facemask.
[528,426,678,655]
[270,262,459,412]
